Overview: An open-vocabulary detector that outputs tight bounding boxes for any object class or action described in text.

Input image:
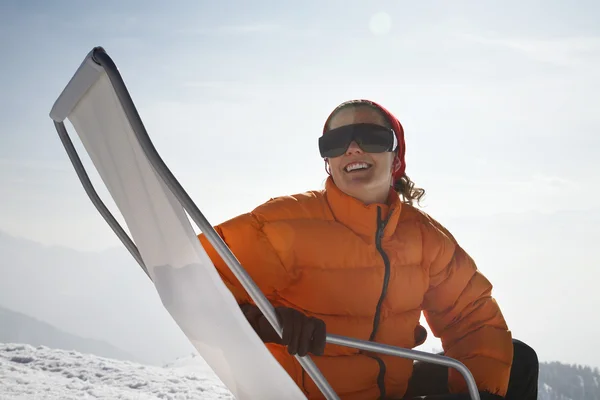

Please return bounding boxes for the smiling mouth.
[344,162,372,172]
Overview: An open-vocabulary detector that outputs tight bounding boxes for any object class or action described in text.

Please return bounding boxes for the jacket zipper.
[368,206,393,399]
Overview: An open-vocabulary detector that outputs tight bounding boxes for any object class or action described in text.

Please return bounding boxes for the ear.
[392,155,401,173]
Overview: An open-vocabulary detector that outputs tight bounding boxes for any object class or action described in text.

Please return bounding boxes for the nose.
[345,140,363,155]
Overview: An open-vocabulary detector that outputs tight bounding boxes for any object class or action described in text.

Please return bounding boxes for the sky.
[1,0,599,251]
[1,0,600,374]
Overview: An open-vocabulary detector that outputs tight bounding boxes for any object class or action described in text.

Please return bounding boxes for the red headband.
[323,99,406,180]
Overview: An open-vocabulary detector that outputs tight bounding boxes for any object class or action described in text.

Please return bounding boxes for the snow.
[539,383,573,400]
[0,343,234,399]
[3,341,590,400]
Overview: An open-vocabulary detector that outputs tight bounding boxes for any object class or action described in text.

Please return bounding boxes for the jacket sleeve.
[197,211,291,306]
[419,216,513,397]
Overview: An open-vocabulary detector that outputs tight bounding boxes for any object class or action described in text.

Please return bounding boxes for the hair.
[393,174,426,207]
[324,100,426,207]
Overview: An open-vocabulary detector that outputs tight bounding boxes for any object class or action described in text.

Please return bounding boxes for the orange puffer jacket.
[198,177,513,399]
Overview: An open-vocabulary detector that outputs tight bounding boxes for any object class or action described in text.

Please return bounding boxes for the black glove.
[240,304,327,357]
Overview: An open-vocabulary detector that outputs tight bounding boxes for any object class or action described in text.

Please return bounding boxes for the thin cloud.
[528,173,575,187]
[181,81,248,89]
[175,23,318,38]
[0,158,69,173]
[176,23,281,36]
[451,172,580,190]
[458,33,600,68]
[427,171,592,217]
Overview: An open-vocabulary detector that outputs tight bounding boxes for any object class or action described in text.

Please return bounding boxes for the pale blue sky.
[1,0,600,369]
[0,0,600,248]
[2,0,599,249]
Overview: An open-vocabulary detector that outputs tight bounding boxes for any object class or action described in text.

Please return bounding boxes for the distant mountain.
[0,305,137,362]
[539,361,600,400]
[0,230,194,366]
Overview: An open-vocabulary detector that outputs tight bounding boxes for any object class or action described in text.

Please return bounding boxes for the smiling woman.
[198,99,538,399]
[321,99,425,206]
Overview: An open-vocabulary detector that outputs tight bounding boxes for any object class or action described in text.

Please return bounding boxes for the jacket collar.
[323,176,402,240]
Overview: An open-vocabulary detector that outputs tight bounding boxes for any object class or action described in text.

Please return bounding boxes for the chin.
[340,176,378,191]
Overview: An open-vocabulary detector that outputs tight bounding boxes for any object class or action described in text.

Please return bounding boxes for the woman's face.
[325,105,396,204]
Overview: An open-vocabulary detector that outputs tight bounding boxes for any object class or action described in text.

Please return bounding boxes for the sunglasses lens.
[356,128,395,153]
[319,130,351,158]
[319,123,395,158]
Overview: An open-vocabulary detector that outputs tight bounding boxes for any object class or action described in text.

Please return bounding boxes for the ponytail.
[393,174,425,206]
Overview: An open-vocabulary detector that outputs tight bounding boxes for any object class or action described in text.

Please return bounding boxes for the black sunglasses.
[319,123,398,158]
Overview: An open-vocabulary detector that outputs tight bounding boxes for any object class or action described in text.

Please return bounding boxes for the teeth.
[345,162,369,172]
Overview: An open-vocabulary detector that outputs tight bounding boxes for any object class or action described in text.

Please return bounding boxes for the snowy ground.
[1,341,586,400]
[0,342,234,399]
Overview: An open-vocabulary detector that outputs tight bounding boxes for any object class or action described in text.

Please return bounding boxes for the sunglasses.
[319,123,398,158]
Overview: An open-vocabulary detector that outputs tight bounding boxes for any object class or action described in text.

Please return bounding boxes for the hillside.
[0,230,194,365]
[539,361,600,400]
[0,305,137,363]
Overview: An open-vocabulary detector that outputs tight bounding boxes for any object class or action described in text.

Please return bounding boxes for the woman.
[198,99,538,399]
